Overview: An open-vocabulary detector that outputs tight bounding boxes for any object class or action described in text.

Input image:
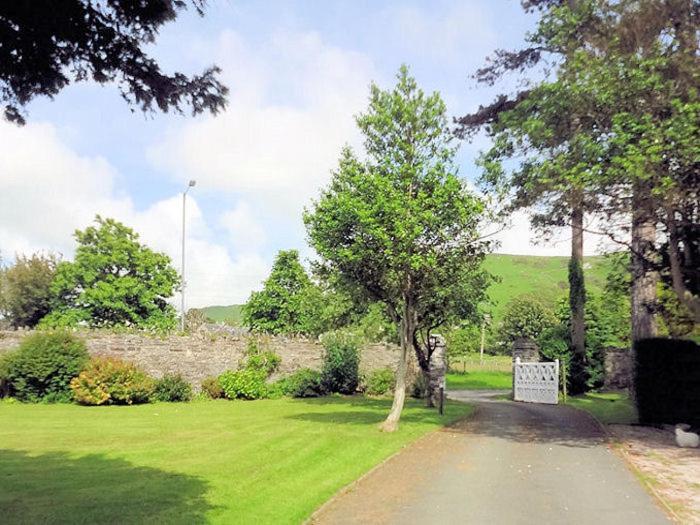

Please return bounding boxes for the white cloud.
[219,201,267,254]
[492,210,612,257]
[379,3,496,66]
[149,29,376,221]
[0,120,268,308]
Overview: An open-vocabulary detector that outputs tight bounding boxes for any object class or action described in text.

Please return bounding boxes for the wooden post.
[479,318,486,365]
[562,360,568,404]
[439,386,444,415]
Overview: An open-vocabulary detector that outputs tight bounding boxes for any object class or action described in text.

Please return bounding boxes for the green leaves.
[40,216,179,330]
[307,68,490,317]
[305,66,492,361]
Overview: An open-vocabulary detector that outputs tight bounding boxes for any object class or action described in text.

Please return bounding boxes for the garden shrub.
[0,351,15,398]
[219,369,268,400]
[201,376,224,399]
[410,374,428,399]
[364,367,395,396]
[634,338,700,427]
[321,330,360,394]
[245,351,281,376]
[241,338,281,376]
[70,357,154,405]
[154,373,192,402]
[278,368,326,398]
[4,331,89,402]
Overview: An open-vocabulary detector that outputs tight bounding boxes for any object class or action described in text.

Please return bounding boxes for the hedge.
[634,338,700,427]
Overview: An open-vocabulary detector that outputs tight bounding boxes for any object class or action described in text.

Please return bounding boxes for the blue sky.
[1,1,595,309]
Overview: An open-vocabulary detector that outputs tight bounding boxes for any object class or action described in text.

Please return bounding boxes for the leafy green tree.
[498,295,557,348]
[458,0,699,386]
[305,67,491,431]
[41,216,179,330]
[0,252,59,328]
[457,1,611,393]
[243,250,315,334]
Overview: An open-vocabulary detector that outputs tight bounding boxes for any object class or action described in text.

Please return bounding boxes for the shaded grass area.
[566,392,637,425]
[446,370,513,390]
[0,397,472,524]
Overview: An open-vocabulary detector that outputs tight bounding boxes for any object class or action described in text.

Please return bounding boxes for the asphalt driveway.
[312,390,669,525]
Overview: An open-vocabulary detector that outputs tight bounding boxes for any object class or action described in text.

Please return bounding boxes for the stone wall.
[603,347,632,390]
[0,330,402,390]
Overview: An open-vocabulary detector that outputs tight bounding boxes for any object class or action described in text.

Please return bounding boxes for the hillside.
[200,304,244,324]
[201,254,612,326]
[483,254,610,322]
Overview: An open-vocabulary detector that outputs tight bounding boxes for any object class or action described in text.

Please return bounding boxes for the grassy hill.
[201,254,612,327]
[200,304,243,324]
[483,254,610,322]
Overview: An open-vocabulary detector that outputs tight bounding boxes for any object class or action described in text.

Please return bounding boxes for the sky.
[0,0,604,309]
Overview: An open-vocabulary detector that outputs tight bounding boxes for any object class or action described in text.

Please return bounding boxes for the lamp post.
[480,313,491,365]
[181,180,196,331]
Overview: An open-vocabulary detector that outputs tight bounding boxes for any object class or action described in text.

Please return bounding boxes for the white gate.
[513,357,559,405]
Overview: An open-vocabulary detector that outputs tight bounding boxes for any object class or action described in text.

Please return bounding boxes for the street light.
[480,313,491,365]
[181,180,196,331]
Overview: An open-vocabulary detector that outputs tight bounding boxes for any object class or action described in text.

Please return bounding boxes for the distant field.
[200,304,243,324]
[482,253,610,322]
[201,254,612,327]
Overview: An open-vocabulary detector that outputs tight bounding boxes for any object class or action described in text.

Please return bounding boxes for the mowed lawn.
[447,354,512,390]
[446,370,513,390]
[0,397,472,524]
[566,392,637,425]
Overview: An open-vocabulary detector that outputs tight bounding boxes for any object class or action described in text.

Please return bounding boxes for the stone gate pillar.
[512,338,539,364]
[428,334,447,406]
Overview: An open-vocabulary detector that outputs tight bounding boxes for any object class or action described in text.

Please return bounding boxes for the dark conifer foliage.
[0,1,228,124]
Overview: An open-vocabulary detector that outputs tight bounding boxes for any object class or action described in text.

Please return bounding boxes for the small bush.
[364,368,395,396]
[201,376,224,399]
[245,351,281,376]
[4,331,89,402]
[70,357,154,405]
[219,369,268,400]
[635,338,700,427]
[0,351,15,398]
[154,373,192,402]
[321,330,360,394]
[410,374,428,399]
[279,368,326,398]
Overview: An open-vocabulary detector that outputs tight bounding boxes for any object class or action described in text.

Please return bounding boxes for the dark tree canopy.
[0,0,228,124]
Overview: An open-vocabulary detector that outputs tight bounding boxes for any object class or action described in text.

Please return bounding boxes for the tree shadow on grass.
[289,396,605,449]
[0,450,215,524]
[285,396,460,426]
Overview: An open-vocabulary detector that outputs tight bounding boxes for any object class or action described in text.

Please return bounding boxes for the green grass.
[483,253,610,324]
[446,371,513,390]
[200,304,243,324]
[0,397,472,524]
[566,392,637,425]
[447,352,512,390]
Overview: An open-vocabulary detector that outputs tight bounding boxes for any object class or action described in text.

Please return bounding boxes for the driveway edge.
[305,404,477,524]
[564,402,680,523]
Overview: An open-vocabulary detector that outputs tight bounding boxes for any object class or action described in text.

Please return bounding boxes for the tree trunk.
[380,305,412,432]
[568,201,587,395]
[665,206,700,323]
[631,183,658,342]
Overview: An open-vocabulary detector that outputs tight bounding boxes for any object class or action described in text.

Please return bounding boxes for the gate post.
[428,334,447,408]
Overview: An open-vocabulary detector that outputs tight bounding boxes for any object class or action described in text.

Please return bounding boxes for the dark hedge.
[634,338,700,427]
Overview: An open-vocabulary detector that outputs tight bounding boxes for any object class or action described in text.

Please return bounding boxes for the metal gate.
[513,357,559,405]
